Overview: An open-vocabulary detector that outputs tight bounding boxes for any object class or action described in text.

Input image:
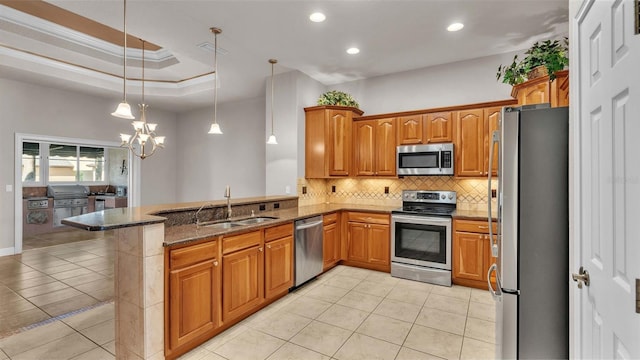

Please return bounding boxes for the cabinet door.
[347,222,368,263]
[397,115,424,145]
[375,118,397,176]
[485,107,501,176]
[353,120,376,176]
[456,109,485,176]
[453,231,485,281]
[323,222,339,269]
[425,112,453,143]
[368,224,390,266]
[327,110,351,176]
[222,246,264,323]
[264,236,293,300]
[518,81,549,105]
[169,259,219,349]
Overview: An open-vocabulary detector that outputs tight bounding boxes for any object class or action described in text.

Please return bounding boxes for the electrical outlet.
[491,189,497,198]
[273,203,280,209]
[302,186,307,195]
[331,185,336,193]
[384,186,389,194]
[259,204,266,211]
[285,185,291,194]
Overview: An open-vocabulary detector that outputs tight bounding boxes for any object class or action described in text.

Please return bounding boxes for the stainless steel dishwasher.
[294,215,324,287]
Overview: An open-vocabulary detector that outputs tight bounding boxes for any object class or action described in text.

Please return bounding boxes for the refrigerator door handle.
[487,263,502,299]
[488,130,500,257]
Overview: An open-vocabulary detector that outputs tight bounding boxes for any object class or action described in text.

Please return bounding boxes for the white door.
[573,0,640,358]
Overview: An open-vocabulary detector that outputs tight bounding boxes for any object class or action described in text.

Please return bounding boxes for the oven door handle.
[392,214,451,226]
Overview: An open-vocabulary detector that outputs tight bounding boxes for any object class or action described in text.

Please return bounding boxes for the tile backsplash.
[298,177,497,211]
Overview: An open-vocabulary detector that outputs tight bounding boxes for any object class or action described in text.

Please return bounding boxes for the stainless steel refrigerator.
[487,104,569,359]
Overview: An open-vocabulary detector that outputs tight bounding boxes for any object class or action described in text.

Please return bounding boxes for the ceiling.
[0,0,569,113]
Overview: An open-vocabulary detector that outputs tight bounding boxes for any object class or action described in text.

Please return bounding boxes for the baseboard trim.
[0,247,16,257]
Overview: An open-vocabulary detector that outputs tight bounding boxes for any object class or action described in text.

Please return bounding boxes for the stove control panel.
[402,190,456,204]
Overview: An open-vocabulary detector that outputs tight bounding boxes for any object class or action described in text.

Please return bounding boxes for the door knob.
[572,266,590,288]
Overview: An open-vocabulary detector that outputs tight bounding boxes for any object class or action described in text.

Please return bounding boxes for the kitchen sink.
[197,216,278,229]
[199,221,242,229]
[232,216,279,225]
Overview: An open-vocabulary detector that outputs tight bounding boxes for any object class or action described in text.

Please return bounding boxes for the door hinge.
[636,279,639,314]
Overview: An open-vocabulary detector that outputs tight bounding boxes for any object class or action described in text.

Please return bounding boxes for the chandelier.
[119,39,165,159]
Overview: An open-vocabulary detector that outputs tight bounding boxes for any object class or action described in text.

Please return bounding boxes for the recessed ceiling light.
[309,12,326,22]
[447,22,464,32]
[346,47,360,55]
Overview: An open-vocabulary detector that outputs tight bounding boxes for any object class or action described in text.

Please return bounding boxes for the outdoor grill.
[47,185,89,227]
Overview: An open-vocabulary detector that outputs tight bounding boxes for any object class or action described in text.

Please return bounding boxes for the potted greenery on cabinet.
[496,37,568,85]
[497,37,570,107]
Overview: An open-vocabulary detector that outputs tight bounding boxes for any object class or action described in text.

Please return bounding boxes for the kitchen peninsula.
[62,195,399,359]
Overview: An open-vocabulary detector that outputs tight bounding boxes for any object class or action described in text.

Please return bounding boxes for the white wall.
[0,77,178,252]
[265,70,327,194]
[176,97,266,201]
[331,50,523,115]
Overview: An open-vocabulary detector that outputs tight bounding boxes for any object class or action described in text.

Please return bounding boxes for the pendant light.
[111,0,135,119]
[119,39,165,159]
[208,27,223,134]
[266,59,278,145]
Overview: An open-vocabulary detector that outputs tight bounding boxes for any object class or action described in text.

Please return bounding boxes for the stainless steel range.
[391,190,456,286]
[47,185,89,227]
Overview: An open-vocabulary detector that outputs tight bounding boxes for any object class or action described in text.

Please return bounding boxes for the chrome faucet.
[224,186,232,219]
[195,203,209,226]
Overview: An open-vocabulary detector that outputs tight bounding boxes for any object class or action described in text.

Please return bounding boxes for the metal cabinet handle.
[267,244,271,249]
[213,260,219,267]
[258,247,263,252]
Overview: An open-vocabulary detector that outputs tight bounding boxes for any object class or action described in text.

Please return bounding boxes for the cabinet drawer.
[170,240,218,269]
[323,212,338,225]
[264,222,293,243]
[454,220,497,234]
[347,212,389,225]
[223,230,262,254]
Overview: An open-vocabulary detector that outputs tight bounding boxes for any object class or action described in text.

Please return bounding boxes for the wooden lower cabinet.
[323,213,341,270]
[344,212,390,272]
[222,245,264,323]
[264,235,293,300]
[452,219,497,289]
[166,240,221,358]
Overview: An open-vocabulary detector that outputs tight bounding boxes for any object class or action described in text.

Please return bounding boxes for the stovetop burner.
[393,190,457,217]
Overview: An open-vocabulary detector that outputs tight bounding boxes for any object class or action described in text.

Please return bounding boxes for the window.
[21,140,110,186]
[21,142,41,183]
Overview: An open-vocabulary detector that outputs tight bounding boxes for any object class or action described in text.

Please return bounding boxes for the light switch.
[5,185,12,192]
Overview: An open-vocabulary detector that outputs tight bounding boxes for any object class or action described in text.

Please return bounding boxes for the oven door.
[391,214,451,270]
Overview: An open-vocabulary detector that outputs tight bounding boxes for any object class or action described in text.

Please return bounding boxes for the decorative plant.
[317,90,359,108]
[496,37,569,85]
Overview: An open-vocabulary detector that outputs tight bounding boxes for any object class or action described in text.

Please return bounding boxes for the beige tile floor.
[0,264,496,360]
[0,229,114,337]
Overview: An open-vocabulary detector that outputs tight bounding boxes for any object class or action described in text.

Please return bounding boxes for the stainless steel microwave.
[396,143,454,176]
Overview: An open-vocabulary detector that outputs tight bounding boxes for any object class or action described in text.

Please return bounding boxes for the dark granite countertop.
[452,208,497,221]
[164,203,399,247]
[62,208,166,231]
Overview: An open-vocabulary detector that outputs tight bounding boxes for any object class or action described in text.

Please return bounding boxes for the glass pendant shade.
[112,102,135,119]
[267,134,278,145]
[208,123,223,134]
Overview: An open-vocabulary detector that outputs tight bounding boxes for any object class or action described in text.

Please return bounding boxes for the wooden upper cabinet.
[375,118,397,176]
[305,106,363,178]
[353,121,376,176]
[511,69,569,107]
[485,107,501,176]
[425,112,454,143]
[353,118,396,177]
[456,109,485,177]
[397,115,425,145]
[328,110,351,176]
